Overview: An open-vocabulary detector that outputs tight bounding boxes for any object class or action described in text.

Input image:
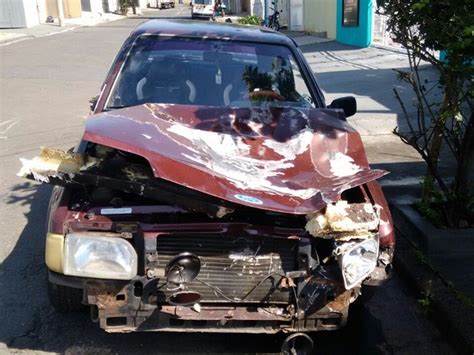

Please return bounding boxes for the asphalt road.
[0,6,454,354]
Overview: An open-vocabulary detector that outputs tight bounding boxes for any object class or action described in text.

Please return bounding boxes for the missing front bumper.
[49,271,351,333]
[97,307,348,334]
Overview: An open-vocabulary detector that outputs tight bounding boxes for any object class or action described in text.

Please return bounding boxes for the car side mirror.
[89,96,99,113]
[328,96,357,118]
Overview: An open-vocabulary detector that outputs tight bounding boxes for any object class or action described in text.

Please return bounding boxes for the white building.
[0,0,150,28]
[244,0,303,31]
[0,0,42,28]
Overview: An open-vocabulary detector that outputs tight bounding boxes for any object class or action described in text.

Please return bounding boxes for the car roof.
[130,19,297,47]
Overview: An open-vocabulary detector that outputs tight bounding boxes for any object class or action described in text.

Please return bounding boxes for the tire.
[48,281,84,312]
[171,2,175,8]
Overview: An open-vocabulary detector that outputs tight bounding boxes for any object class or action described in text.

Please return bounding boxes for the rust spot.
[325,290,352,313]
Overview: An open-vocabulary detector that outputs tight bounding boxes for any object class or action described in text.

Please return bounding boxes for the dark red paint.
[83,104,388,215]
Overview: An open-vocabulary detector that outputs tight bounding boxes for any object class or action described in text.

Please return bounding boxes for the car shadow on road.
[1,182,392,354]
[0,182,283,353]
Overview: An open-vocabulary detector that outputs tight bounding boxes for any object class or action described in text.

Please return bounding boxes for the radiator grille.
[154,234,297,304]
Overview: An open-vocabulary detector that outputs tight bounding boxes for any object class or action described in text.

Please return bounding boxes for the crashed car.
[18,20,394,352]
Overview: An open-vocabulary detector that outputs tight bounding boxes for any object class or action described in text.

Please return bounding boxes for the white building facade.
[245,0,303,31]
[0,0,151,28]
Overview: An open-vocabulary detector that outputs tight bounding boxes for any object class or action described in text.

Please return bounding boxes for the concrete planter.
[391,203,474,252]
[391,201,474,302]
[390,200,474,353]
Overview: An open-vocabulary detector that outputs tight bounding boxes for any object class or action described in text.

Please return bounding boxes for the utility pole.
[264,0,268,20]
[56,0,65,27]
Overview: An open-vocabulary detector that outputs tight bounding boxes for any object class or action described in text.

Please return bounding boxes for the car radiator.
[154,234,298,304]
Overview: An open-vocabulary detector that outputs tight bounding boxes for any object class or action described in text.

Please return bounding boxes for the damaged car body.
[18,20,394,347]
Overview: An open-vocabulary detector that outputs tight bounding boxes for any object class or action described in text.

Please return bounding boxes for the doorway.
[81,0,91,12]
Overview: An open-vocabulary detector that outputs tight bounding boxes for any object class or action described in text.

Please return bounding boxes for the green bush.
[237,15,262,26]
[377,0,474,227]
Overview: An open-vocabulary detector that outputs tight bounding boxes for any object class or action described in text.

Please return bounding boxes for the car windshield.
[194,0,213,4]
[106,36,316,110]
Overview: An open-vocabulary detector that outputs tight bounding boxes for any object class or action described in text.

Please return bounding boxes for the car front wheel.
[48,281,84,312]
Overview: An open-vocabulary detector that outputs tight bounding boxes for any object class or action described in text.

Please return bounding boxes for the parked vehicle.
[149,0,175,9]
[262,1,281,31]
[19,20,395,354]
[191,0,214,19]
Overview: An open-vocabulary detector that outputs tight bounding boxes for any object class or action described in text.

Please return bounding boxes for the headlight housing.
[337,238,379,290]
[64,233,137,280]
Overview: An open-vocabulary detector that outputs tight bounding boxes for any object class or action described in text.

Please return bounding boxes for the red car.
[19,20,394,354]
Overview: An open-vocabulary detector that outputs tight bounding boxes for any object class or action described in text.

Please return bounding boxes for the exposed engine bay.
[19,141,393,334]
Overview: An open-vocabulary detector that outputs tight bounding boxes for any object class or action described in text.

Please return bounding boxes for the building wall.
[336,0,373,47]
[106,0,119,12]
[253,0,289,27]
[303,0,336,38]
[37,0,48,23]
[88,0,104,14]
[250,0,264,17]
[242,0,250,12]
[23,0,41,27]
[226,0,243,14]
[45,0,82,18]
[279,0,290,29]
[0,0,40,28]
[138,0,148,9]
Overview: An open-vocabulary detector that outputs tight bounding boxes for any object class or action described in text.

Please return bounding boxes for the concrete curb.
[391,203,474,251]
[0,26,77,46]
[0,25,77,47]
[390,201,474,354]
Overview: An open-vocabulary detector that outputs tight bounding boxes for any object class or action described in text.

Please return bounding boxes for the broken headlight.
[337,238,379,290]
[64,233,137,280]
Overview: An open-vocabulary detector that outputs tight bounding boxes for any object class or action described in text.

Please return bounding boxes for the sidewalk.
[296,39,425,179]
[283,31,333,46]
[292,37,473,352]
[0,12,123,46]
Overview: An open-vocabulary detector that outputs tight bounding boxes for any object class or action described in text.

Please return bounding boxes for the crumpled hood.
[83,104,387,214]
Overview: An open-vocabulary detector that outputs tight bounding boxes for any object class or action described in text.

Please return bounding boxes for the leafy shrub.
[237,15,262,26]
[377,0,474,227]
